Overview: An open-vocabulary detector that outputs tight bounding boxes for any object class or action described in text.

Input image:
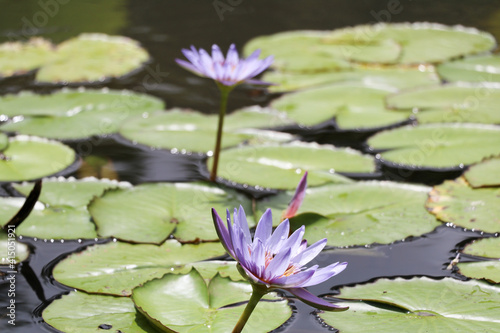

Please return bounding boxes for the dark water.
[0,0,499,332]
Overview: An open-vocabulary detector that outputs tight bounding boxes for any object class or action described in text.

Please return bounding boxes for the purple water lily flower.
[282,171,308,221]
[212,205,348,311]
[176,44,273,86]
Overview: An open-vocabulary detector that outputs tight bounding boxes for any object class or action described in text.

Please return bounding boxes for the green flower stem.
[210,84,233,182]
[232,283,269,333]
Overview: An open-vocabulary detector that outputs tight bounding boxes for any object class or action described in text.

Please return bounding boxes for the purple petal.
[301,262,347,287]
[270,269,314,288]
[211,208,235,258]
[175,59,204,76]
[281,225,305,257]
[250,239,266,277]
[292,238,327,267]
[211,44,224,64]
[240,263,265,285]
[226,43,239,66]
[235,205,252,245]
[181,48,201,66]
[282,171,308,220]
[267,219,290,254]
[264,248,292,281]
[254,209,273,244]
[287,288,349,312]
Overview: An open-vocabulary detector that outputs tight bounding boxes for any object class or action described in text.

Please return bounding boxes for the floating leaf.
[208,142,375,190]
[426,177,500,233]
[0,228,29,265]
[43,291,158,333]
[457,237,500,283]
[132,269,291,333]
[0,135,76,182]
[464,157,500,188]
[367,123,500,169]
[462,237,500,258]
[36,33,149,84]
[172,260,244,282]
[0,89,164,140]
[320,277,500,332]
[53,240,225,296]
[257,181,440,246]
[89,182,253,244]
[0,37,54,78]
[438,54,500,83]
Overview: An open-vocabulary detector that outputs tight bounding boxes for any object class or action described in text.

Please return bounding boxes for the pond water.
[0,0,499,332]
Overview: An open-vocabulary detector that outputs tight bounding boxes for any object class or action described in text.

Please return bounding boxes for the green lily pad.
[132,269,291,333]
[207,142,375,190]
[257,181,440,246]
[0,89,164,140]
[464,157,500,188]
[172,260,244,282]
[367,124,500,169]
[119,107,294,153]
[0,135,76,182]
[0,228,29,265]
[462,237,500,258]
[426,177,500,233]
[0,37,54,78]
[386,83,500,125]
[53,240,226,296]
[438,54,500,83]
[320,277,500,332]
[89,182,253,244]
[43,291,158,333]
[457,237,500,283]
[271,82,410,129]
[36,33,150,84]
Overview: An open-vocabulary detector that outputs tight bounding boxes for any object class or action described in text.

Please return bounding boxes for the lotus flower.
[211,205,348,311]
[176,44,273,87]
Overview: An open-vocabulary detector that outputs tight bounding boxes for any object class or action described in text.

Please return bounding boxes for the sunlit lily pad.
[171,260,244,282]
[0,37,54,78]
[386,83,500,125]
[0,134,76,182]
[426,177,500,233]
[462,237,500,258]
[320,277,500,332]
[53,240,225,296]
[271,82,410,129]
[464,157,500,188]
[257,181,440,246]
[367,123,500,169]
[43,291,158,333]
[132,269,291,333]
[208,142,375,190]
[457,237,500,283]
[119,107,294,153]
[0,228,29,265]
[0,89,164,140]
[36,33,150,84]
[438,54,500,83]
[89,182,253,244]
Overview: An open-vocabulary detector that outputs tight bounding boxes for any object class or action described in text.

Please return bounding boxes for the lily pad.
[464,157,500,188]
[0,135,76,182]
[457,237,500,283]
[438,54,500,83]
[320,277,500,332]
[207,142,375,190]
[0,228,29,265]
[386,83,500,125]
[119,107,294,153]
[0,89,164,140]
[52,239,226,296]
[36,33,150,84]
[43,291,158,333]
[89,182,253,244]
[172,260,244,282]
[132,269,292,333]
[257,181,440,246]
[367,123,500,169]
[271,82,410,129]
[426,177,500,233]
[0,37,54,78]
[462,237,500,258]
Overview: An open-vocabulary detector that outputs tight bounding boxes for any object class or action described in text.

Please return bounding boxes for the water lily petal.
[292,238,327,267]
[250,239,266,277]
[254,208,273,244]
[211,44,224,64]
[267,219,290,254]
[175,59,203,77]
[236,205,252,245]
[281,225,305,256]
[301,262,348,287]
[282,171,308,220]
[264,248,292,281]
[226,43,239,66]
[211,208,234,257]
[270,268,314,288]
[288,288,349,312]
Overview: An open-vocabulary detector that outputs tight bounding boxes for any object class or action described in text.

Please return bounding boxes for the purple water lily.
[282,171,308,221]
[176,44,273,86]
[212,205,348,312]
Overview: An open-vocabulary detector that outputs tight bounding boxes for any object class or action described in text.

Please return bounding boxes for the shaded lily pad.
[271,82,410,129]
[43,291,158,333]
[36,33,150,84]
[0,228,29,265]
[89,182,253,244]
[0,89,164,140]
[457,237,500,283]
[426,177,500,233]
[320,277,500,332]
[0,37,54,78]
[0,135,76,182]
[367,123,500,169]
[386,83,500,125]
[53,240,226,296]
[257,181,440,246]
[464,157,500,188]
[207,142,375,190]
[438,54,500,83]
[119,107,294,153]
[132,269,291,333]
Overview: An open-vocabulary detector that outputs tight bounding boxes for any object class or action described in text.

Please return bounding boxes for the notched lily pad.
[89,182,253,244]
[438,54,500,83]
[464,157,500,188]
[208,141,375,190]
[52,239,226,296]
[132,269,291,333]
[320,277,500,332]
[0,37,54,79]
